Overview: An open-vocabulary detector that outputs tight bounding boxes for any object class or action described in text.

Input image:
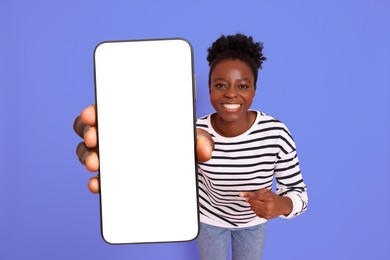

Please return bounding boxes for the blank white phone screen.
[94,39,198,244]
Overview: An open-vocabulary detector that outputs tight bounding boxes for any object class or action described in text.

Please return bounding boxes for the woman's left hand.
[239,189,293,220]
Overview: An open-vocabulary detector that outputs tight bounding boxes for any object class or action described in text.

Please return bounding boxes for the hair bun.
[207,33,266,69]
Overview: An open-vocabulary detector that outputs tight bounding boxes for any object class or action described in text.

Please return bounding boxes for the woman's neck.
[211,111,256,137]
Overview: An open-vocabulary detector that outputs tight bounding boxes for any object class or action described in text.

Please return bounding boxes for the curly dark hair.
[207,33,266,89]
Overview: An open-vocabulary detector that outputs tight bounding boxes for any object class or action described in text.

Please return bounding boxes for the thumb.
[196,128,214,162]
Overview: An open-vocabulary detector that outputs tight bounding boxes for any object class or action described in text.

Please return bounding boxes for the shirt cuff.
[279,193,303,219]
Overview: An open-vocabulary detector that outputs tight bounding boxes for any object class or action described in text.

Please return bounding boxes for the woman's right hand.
[74,104,100,194]
[74,104,214,194]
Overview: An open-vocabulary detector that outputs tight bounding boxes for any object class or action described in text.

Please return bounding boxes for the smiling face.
[209,59,256,136]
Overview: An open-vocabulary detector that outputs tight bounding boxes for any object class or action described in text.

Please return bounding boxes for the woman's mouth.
[222,103,241,111]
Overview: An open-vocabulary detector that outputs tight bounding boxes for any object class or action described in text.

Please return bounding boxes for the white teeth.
[223,104,241,110]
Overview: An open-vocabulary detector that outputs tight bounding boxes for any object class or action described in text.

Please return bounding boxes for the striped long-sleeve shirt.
[197,111,308,228]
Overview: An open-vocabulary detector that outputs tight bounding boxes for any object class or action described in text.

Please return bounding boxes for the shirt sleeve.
[274,129,308,219]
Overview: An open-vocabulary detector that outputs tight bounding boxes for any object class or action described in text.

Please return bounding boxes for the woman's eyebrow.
[212,77,252,83]
[239,78,252,83]
[212,77,226,81]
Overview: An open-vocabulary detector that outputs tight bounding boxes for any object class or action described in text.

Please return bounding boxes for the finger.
[80,104,96,126]
[252,188,271,199]
[256,188,276,201]
[246,199,271,218]
[76,142,89,164]
[73,116,90,139]
[196,128,214,162]
[239,191,257,201]
[84,126,97,148]
[85,152,99,172]
[88,175,100,194]
[240,188,271,201]
[76,142,99,171]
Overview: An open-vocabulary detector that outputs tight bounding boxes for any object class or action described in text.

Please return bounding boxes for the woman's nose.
[224,86,238,98]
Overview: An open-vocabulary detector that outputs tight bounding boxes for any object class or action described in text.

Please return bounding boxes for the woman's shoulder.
[253,110,290,131]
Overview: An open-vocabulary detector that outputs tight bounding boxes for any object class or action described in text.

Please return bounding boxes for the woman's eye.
[215,83,226,88]
[239,85,249,89]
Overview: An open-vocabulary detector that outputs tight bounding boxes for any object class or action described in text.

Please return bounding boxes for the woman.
[74,33,308,259]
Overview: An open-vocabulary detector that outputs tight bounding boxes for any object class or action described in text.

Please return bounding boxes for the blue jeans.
[197,222,266,260]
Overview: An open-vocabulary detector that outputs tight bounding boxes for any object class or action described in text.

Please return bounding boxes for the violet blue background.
[1,0,389,259]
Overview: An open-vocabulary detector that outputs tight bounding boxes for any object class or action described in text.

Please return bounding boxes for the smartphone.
[94,38,198,244]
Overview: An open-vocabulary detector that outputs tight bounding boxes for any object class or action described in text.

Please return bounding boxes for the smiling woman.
[195,34,308,260]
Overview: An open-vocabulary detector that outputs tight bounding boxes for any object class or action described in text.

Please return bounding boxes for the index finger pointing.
[239,191,256,201]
